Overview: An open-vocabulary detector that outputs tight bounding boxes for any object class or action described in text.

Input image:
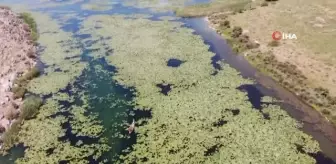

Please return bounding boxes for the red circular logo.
[272,31,282,40]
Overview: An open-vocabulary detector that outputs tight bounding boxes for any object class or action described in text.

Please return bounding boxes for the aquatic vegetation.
[15,94,110,163]
[81,0,115,11]
[158,16,178,21]
[122,0,193,12]
[19,12,38,42]
[80,15,321,163]
[25,12,87,95]
[28,69,85,95]
[20,96,43,120]
[175,0,251,17]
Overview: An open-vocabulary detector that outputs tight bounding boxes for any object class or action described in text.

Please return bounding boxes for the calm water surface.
[0,0,335,163]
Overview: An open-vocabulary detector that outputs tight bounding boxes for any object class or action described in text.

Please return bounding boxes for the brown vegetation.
[0,7,40,147]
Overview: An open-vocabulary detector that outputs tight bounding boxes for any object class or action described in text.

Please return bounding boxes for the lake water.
[0,0,335,163]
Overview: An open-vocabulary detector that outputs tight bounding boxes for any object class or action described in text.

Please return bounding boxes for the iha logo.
[272,31,297,40]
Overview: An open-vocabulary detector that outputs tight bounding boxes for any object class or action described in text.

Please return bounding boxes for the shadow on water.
[185,17,336,163]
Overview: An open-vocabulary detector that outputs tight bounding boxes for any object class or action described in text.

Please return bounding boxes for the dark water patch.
[211,70,218,76]
[105,48,113,56]
[64,55,81,60]
[60,18,81,33]
[58,122,100,146]
[75,34,91,39]
[156,83,173,95]
[231,109,240,116]
[54,68,62,72]
[237,84,263,109]
[59,160,69,164]
[167,58,184,67]
[42,93,53,100]
[46,148,55,156]
[128,108,153,126]
[212,119,228,127]
[262,113,270,120]
[0,144,25,164]
[204,144,222,156]
[59,83,74,97]
[210,53,222,70]
[97,57,116,72]
[295,144,335,164]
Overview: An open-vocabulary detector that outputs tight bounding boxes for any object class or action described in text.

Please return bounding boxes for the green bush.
[23,67,40,80]
[19,12,39,42]
[12,86,26,99]
[1,121,21,150]
[268,40,280,47]
[232,26,243,38]
[220,20,230,28]
[20,96,43,120]
[261,2,268,6]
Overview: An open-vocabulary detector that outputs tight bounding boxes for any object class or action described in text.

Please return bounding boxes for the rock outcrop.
[0,7,37,131]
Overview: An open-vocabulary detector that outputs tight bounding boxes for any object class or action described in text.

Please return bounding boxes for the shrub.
[4,107,19,120]
[268,40,280,47]
[321,109,331,115]
[246,41,260,49]
[265,0,278,1]
[1,121,21,149]
[19,12,39,42]
[12,86,26,99]
[220,20,230,28]
[232,26,243,38]
[0,5,11,10]
[261,2,268,7]
[20,96,43,120]
[23,67,40,80]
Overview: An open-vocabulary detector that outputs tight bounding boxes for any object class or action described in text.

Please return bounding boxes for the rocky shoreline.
[0,7,37,132]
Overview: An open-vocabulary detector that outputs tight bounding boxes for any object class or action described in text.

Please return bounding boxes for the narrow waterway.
[0,0,335,163]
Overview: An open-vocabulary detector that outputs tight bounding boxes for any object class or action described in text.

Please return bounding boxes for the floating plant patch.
[167,58,184,67]
[78,14,321,164]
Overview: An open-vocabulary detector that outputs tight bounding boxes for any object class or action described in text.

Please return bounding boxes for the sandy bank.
[0,7,36,132]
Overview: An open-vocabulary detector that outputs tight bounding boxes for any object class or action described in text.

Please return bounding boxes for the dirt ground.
[225,0,336,96]
[0,7,36,131]
[196,0,336,123]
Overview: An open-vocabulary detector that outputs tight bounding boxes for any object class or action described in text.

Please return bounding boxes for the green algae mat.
[0,0,327,163]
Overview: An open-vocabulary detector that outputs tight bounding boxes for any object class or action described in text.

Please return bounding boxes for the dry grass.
[175,0,252,17]
[206,0,336,123]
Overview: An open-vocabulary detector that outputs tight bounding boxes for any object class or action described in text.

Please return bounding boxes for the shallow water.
[0,0,335,163]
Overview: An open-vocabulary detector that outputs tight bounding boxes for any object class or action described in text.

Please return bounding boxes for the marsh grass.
[261,1,268,6]
[175,0,250,17]
[19,12,39,43]
[1,121,21,151]
[12,86,27,99]
[1,95,43,152]
[268,40,280,47]
[12,67,40,99]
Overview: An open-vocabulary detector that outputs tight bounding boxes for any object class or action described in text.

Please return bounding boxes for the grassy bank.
[12,67,40,99]
[1,95,43,153]
[177,0,336,125]
[19,12,39,43]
